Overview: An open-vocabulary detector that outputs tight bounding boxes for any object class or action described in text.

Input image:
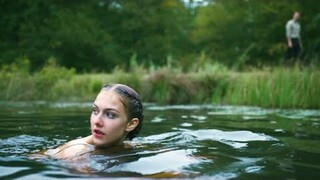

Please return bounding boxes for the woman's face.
[90,89,131,147]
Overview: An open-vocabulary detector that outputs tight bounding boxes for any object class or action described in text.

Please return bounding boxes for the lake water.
[1,102,320,179]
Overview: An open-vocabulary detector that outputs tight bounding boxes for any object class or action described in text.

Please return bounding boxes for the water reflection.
[0,130,280,178]
[0,103,320,179]
[103,149,205,175]
[140,129,277,149]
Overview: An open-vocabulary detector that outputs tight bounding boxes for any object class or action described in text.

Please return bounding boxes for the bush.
[0,57,75,101]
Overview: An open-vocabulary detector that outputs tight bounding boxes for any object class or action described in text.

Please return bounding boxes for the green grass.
[224,66,320,108]
[1,59,319,109]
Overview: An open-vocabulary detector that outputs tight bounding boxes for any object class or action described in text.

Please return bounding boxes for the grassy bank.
[1,59,319,109]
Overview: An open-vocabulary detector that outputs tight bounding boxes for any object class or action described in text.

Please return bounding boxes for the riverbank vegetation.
[1,58,319,109]
[1,1,319,109]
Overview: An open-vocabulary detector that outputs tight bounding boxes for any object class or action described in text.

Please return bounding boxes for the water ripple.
[137,129,277,149]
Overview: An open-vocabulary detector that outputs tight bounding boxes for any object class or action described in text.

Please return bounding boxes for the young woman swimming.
[45,84,144,159]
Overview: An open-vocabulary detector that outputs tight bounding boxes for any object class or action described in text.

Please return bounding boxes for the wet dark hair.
[102,84,144,140]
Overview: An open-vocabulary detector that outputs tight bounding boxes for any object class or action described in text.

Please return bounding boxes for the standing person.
[285,11,303,62]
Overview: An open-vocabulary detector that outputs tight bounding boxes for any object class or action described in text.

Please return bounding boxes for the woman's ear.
[126,118,139,132]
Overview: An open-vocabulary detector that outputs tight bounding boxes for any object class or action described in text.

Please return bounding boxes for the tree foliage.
[0,0,319,72]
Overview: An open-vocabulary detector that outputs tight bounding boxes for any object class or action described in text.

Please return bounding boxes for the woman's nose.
[93,113,103,127]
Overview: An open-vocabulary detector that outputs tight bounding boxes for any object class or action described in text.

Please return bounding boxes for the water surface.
[1,102,320,179]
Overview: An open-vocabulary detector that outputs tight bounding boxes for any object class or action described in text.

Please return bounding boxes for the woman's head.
[103,84,144,140]
[90,84,143,147]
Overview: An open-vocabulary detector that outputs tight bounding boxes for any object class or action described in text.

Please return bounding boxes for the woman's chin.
[92,138,107,147]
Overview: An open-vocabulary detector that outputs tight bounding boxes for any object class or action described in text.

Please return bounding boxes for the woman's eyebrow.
[103,108,120,113]
[93,103,120,113]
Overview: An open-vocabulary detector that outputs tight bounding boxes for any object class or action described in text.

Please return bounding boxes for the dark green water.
[1,102,320,179]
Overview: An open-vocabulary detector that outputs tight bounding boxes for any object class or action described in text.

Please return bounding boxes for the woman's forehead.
[94,90,124,111]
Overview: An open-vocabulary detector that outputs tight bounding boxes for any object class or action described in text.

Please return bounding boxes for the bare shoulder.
[45,136,94,159]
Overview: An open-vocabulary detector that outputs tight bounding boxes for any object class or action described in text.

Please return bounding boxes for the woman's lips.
[93,129,105,138]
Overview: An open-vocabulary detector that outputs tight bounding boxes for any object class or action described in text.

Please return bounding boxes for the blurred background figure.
[285,11,303,63]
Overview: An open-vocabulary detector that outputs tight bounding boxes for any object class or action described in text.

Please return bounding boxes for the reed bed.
[1,60,319,109]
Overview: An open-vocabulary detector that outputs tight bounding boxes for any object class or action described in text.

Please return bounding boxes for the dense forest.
[0,0,319,72]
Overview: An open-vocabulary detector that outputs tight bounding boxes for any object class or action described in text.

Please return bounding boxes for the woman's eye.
[92,109,98,115]
[105,112,116,119]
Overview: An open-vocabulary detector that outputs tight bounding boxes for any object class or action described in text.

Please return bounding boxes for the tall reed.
[224,66,320,109]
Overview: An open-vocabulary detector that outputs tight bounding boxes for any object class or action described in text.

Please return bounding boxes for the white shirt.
[286,19,301,39]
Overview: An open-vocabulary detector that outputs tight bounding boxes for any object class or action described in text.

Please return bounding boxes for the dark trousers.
[285,38,301,60]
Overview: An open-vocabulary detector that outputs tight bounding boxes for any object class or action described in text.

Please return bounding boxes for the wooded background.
[0,0,319,72]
